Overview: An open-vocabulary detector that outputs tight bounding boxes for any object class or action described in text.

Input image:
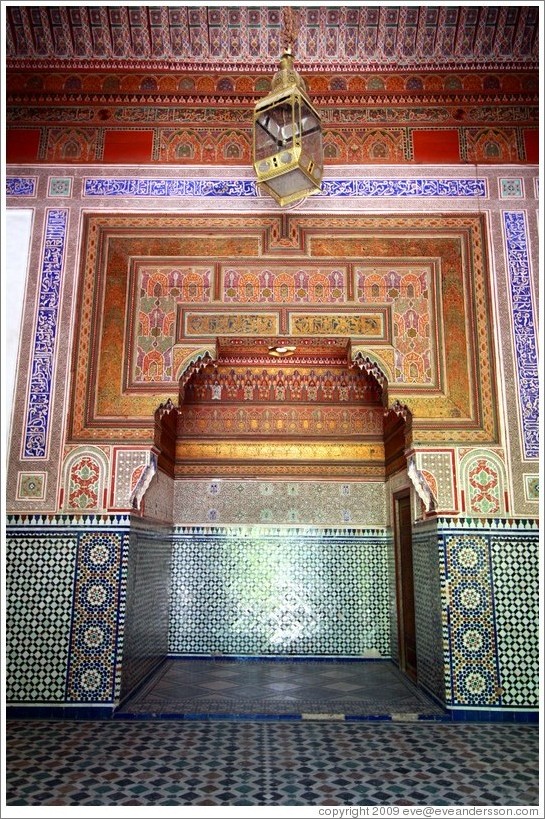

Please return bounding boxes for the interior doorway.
[394,491,417,682]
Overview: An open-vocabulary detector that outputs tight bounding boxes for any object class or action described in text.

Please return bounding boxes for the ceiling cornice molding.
[6,58,540,75]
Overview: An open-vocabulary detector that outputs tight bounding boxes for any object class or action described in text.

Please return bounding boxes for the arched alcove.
[133,337,416,665]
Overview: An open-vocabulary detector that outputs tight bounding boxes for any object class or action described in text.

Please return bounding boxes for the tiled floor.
[5,719,539,806]
[116,657,446,719]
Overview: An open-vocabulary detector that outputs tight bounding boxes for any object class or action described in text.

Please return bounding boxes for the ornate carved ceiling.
[6,5,539,71]
[5,6,539,166]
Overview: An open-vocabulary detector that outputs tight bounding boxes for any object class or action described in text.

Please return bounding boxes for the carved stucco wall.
[6,165,539,523]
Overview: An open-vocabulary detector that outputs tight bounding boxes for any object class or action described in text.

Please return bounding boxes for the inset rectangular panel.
[177,441,384,462]
[103,130,154,162]
[126,262,213,386]
[288,308,389,341]
[177,307,280,342]
[221,263,348,303]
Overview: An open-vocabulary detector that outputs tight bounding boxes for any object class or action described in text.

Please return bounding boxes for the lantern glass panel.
[265,167,311,200]
[254,97,296,161]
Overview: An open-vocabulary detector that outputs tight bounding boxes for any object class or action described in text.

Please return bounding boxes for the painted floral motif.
[467,457,500,515]
[68,456,100,509]
[222,267,346,303]
[18,473,44,499]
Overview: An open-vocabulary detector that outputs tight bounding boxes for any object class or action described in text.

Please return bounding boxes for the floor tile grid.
[5,720,539,807]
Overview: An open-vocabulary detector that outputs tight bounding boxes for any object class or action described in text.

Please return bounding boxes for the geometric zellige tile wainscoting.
[5,514,539,716]
[169,529,393,658]
[5,516,131,707]
[437,518,539,710]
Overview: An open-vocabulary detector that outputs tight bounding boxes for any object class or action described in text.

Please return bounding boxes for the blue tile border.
[503,210,539,459]
[82,177,487,198]
[6,705,115,720]
[449,708,538,724]
[8,705,534,723]
[6,176,37,196]
[22,208,68,458]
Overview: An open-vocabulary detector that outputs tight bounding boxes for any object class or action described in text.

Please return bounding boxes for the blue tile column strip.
[65,530,127,704]
[6,177,37,196]
[23,208,68,458]
[503,210,539,459]
[82,177,487,198]
[446,533,501,707]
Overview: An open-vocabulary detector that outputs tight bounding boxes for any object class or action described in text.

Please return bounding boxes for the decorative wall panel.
[16,471,47,500]
[6,516,130,706]
[111,448,151,509]
[141,467,174,524]
[69,212,498,451]
[490,534,539,707]
[417,451,457,514]
[459,449,508,517]
[80,177,488,199]
[412,521,446,704]
[47,176,73,197]
[173,480,387,528]
[356,265,435,385]
[6,177,37,196]
[222,265,347,303]
[439,518,539,709]
[387,531,398,666]
[445,533,500,706]
[66,531,127,703]
[502,211,539,460]
[62,446,110,511]
[169,530,391,657]
[8,165,537,516]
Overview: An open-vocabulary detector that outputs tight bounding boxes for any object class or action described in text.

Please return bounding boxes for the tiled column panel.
[6,531,77,702]
[6,515,130,706]
[387,532,398,666]
[120,522,172,701]
[490,532,539,707]
[169,528,391,657]
[440,518,538,710]
[412,520,446,704]
[65,530,128,703]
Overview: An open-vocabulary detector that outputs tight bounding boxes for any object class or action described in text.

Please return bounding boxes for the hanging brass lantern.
[253,46,323,207]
